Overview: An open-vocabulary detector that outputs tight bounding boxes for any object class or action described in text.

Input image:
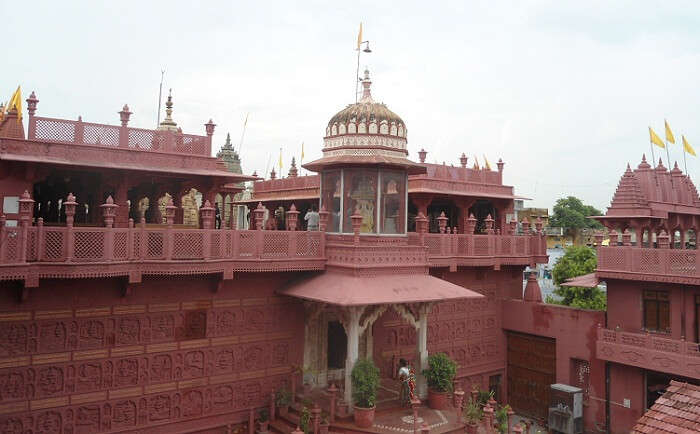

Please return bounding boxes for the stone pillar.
[437,211,448,234]
[416,304,429,399]
[253,203,265,230]
[286,204,300,231]
[351,208,362,244]
[200,201,215,229]
[328,383,338,423]
[344,306,363,409]
[466,214,477,234]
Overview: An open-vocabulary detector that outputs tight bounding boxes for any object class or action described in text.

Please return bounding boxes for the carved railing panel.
[596,327,700,378]
[598,246,700,284]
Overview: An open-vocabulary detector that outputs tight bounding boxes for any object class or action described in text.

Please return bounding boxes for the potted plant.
[463,398,482,434]
[319,412,330,434]
[422,353,457,410]
[494,404,511,434]
[257,408,269,432]
[275,387,291,416]
[351,358,380,428]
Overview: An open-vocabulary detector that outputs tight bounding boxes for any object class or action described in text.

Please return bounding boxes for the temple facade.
[0,69,668,433]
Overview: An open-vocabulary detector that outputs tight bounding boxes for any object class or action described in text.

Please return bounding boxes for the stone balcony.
[597,244,700,285]
[596,326,700,378]
[0,218,326,289]
[408,232,548,270]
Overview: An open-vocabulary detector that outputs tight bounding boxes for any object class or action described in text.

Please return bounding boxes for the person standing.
[304,205,320,231]
[214,203,221,229]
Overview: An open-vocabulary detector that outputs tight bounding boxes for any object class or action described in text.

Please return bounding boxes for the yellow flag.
[649,127,665,148]
[483,154,491,170]
[357,23,363,49]
[279,148,283,170]
[472,155,480,170]
[7,86,21,123]
[664,119,675,144]
[300,142,305,161]
[683,135,696,157]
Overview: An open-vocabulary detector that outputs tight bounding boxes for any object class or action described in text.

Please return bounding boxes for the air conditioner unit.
[548,384,583,434]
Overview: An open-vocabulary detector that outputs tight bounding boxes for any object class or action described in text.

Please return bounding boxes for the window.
[380,171,406,234]
[342,169,378,234]
[320,170,342,232]
[488,374,502,403]
[644,290,670,333]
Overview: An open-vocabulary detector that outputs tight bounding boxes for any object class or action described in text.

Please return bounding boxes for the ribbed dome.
[324,69,407,140]
[328,101,404,129]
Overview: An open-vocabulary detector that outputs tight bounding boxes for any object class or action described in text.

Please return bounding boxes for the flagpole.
[156,69,165,127]
[238,113,249,155]
[683,142,688,174]
[665,137,672,171]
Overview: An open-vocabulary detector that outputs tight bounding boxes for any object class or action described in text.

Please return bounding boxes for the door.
[507,332,556,420]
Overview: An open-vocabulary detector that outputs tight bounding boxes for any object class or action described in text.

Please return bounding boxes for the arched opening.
[687,229,697,249]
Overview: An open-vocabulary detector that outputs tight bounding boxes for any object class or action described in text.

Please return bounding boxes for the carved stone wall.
[372,267,521,387]
[0,273,304,433]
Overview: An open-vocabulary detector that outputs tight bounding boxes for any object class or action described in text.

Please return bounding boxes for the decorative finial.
[158,88,178,131]
[288,157,298,177]
[360,69,373,103]
[638,154,651,169]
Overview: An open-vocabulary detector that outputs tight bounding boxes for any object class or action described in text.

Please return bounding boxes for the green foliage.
[351,358,380,408]
[494,404,511,433]
[463,398,483,424]
[275,387,291,408]
[422,353,457,393]
[300,406,311,434]
[549,196,603,232]
[545,245,606,310]
[477,389,494,407]
[258,408,269,423]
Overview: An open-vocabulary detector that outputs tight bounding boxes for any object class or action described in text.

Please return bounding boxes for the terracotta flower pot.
[465,421,478,434]
[427,389,448,410]
[353,406,376,428]
[257,421,269,432]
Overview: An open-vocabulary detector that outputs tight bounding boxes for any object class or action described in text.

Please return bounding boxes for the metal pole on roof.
[156,69,165,127]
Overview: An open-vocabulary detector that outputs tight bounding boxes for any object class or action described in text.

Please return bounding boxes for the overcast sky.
[4,0,700,210]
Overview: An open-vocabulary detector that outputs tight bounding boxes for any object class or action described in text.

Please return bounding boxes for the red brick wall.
[0,272,304,433]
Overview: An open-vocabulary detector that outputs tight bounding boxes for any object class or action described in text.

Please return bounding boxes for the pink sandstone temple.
[0,69,697,434]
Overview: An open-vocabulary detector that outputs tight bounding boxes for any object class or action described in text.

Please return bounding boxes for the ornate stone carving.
[115,359,138,387]
[183,351,204,378]
[39,322,66,353]
[75,405,100,433]
[115,318,140,345]
[0,324,27,357]
[151,354,173,382]
[76,363,102,393]
[38,366,64,395]
[148,394,171,421]
[113,400,137,428]
[151,314,175,342]
[78,320,105,349]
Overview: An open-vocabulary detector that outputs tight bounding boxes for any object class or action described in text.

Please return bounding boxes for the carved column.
[416,304,430,399]
[343,306,364,409]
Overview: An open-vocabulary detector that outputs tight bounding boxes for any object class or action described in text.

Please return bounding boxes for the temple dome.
[304,69,424,175]
[324,69,407,142]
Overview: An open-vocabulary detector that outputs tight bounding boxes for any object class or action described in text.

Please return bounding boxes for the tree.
[545,245,606,310]
[549,196,603,242]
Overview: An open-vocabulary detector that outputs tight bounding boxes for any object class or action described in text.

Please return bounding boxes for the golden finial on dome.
[157,88,178,132]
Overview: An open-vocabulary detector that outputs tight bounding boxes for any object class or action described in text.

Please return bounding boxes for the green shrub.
[494,404,511,433]
[463,398,482,424]
[422,353,457,392]
[351,358,380,408]
[275,387,291,408]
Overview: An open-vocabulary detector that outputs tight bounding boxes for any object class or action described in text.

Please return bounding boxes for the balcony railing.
[0,220,325,285]
[597,245,700,285]
[407,232,547,268]
[23,95,214,158]
[596,326,700,379]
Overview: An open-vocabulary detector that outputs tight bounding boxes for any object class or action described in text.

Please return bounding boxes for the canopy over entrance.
[279,272,484,306]
[279,270,484,410]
